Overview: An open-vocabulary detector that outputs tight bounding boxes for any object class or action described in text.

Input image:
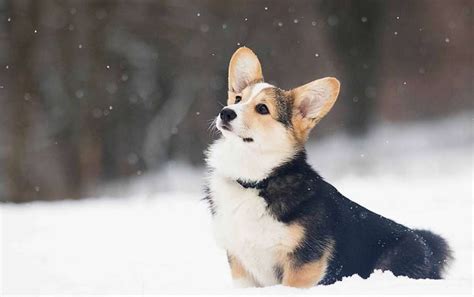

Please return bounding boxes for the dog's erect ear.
[291,77,340,140]
[228,47,263,93]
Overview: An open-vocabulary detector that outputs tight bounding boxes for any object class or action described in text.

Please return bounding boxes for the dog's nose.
[220,108,237,122]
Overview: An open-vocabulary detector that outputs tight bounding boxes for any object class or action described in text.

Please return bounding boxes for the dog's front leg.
[227,252,259,288]
[281,245,333,289]
[282,259,328,288]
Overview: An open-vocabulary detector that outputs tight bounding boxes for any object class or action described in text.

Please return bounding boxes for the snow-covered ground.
[1,113,473,295]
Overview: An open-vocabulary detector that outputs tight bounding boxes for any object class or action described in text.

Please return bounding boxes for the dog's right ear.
[290,77,340,142]
[228,47,263,93]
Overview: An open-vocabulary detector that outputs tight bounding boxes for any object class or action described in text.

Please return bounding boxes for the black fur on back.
[209,150,453,284]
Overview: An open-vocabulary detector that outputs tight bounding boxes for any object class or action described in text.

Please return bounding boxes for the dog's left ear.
[291,77,340,140]
[228,47,263,93]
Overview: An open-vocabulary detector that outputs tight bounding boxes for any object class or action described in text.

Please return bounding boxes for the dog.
[204,47,452,288]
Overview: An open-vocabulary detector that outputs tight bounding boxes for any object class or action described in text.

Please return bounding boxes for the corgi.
[204,47,452,288]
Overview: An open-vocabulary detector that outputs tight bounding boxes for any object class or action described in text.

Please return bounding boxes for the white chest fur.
[209,174,291,286]
[206,137,299,286]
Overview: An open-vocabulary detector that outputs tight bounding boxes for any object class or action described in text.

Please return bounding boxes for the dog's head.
[215,47,340,153]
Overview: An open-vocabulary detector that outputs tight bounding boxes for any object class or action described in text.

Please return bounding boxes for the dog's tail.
[413,229,453,278]
[376,229,453,279]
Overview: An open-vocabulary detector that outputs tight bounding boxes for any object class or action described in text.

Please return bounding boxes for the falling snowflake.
[105,82,117,94]
[200,24,210,33]
[328,15,339,26]
[75,90,84,98]
[92,108,102,118]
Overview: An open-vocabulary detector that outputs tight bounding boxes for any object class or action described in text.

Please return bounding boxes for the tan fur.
[291,112,315,144]
[241,89,280,131]
[282,241,334,288]
[228,47,263,93]
[227,86,295,150]
[291,77,340,142]
[275,223,334,288]
[273,223,307,268]
[280,223,306,254]
[227,253,249,279]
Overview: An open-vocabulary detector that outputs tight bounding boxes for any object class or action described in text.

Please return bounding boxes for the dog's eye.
[235,96,242,104]
[256,104,269,115]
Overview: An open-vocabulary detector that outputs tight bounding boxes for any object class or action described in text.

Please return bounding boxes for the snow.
[1,113,473,295]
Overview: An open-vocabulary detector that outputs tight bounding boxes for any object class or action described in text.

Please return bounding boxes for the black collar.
[236,178,268,189]
[235,150,307,190]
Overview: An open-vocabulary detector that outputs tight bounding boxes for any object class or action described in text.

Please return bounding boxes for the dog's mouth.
[221,124,231,131]
[217,122,254,143]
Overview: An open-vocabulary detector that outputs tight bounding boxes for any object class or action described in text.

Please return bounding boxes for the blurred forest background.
[0,0,471,202]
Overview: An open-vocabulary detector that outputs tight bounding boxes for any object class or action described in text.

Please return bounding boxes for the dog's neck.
[206,137,298,182]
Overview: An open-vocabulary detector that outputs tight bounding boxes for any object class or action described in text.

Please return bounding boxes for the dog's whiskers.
[207,118,220,137]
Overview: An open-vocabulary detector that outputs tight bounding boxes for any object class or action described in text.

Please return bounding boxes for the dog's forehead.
[249,82,274,99]
[242,82,274,100]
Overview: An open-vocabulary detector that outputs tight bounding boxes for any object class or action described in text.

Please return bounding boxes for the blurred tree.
[319,0,384,135]
[4,0,40,202]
